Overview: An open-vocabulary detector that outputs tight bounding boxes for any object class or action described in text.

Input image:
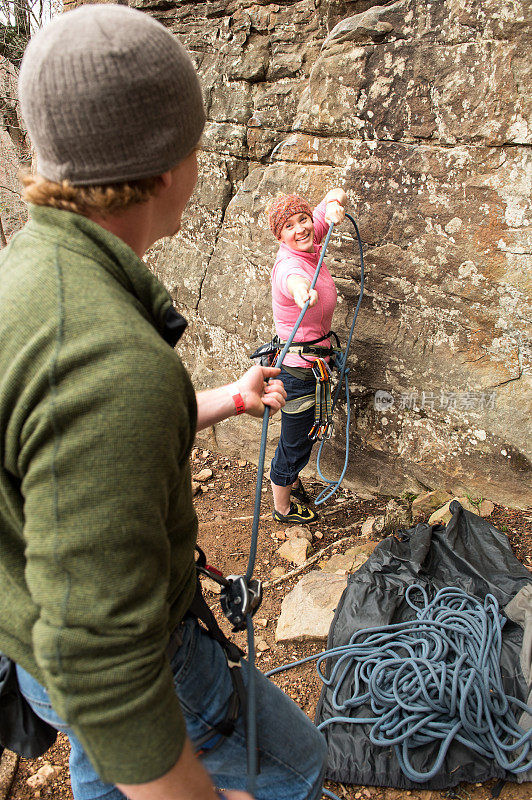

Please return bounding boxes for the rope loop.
[314,585,532,782]
[315,213,364,505]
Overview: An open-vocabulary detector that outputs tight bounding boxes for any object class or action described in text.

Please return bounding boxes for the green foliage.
[465,492,483,509]
[400,491,418,504]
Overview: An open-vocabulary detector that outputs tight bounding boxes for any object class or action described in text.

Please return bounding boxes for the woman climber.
[267,188,347,524]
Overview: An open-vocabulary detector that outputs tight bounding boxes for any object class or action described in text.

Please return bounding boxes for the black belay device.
[195,545,262,632]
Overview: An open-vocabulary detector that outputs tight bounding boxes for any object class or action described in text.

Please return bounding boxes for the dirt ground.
[7,447,532,800]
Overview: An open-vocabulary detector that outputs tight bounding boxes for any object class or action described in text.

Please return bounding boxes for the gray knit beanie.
[18,4,206,185]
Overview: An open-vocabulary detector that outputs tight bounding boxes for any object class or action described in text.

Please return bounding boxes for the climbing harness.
[251,333,339,442]
[250,330,342,368]
[251,332,341,443]
[265,585,532,784]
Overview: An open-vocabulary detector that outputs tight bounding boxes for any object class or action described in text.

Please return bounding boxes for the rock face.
[136,0,531,509]
[277,536,311,565]
[319,541,378,573]
[276,570,347,642]
[411,489,454,521]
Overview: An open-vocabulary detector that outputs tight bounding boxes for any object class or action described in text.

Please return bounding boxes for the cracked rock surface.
[138,0,531,509]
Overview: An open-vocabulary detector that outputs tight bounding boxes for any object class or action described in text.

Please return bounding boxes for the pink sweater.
[271,199,338,368]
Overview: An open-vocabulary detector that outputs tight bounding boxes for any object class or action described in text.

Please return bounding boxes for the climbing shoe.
[272,501,318,525]
[291,480,312,506]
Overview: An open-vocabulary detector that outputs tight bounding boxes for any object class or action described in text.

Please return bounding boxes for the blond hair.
[21,173,161,217]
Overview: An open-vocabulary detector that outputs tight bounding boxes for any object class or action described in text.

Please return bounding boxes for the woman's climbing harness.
[266,585,532,784]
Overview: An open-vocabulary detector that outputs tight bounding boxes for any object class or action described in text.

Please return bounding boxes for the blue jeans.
[270,368,316,487]
[17,617,326,799]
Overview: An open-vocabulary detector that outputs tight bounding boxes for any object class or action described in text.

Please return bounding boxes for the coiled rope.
[267,585,532,786]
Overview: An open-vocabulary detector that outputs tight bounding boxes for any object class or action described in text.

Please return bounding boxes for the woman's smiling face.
[279,211,315,253]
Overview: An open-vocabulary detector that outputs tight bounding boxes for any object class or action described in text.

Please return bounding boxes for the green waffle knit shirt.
[0,205,198,783]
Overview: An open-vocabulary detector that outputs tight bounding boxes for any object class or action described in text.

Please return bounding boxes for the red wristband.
[232,392,246,415]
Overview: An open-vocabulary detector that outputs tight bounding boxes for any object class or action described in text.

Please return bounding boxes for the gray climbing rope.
[314,212,364,505]
[267,585,532,784]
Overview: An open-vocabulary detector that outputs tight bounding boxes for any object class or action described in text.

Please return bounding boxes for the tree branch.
[0,182,22,196]
[0,92,30,164]
[263,533,357,589]
[0,214,7,247]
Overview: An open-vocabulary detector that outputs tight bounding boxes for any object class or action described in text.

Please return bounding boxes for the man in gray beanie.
[0,4,327,800]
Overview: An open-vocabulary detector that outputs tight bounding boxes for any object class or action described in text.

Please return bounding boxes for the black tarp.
[315,501,532,790]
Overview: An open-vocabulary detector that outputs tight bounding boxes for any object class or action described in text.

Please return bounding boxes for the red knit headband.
[268,194,313,240]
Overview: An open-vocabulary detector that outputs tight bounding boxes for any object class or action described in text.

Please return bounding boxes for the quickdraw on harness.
[308,357,333,441]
